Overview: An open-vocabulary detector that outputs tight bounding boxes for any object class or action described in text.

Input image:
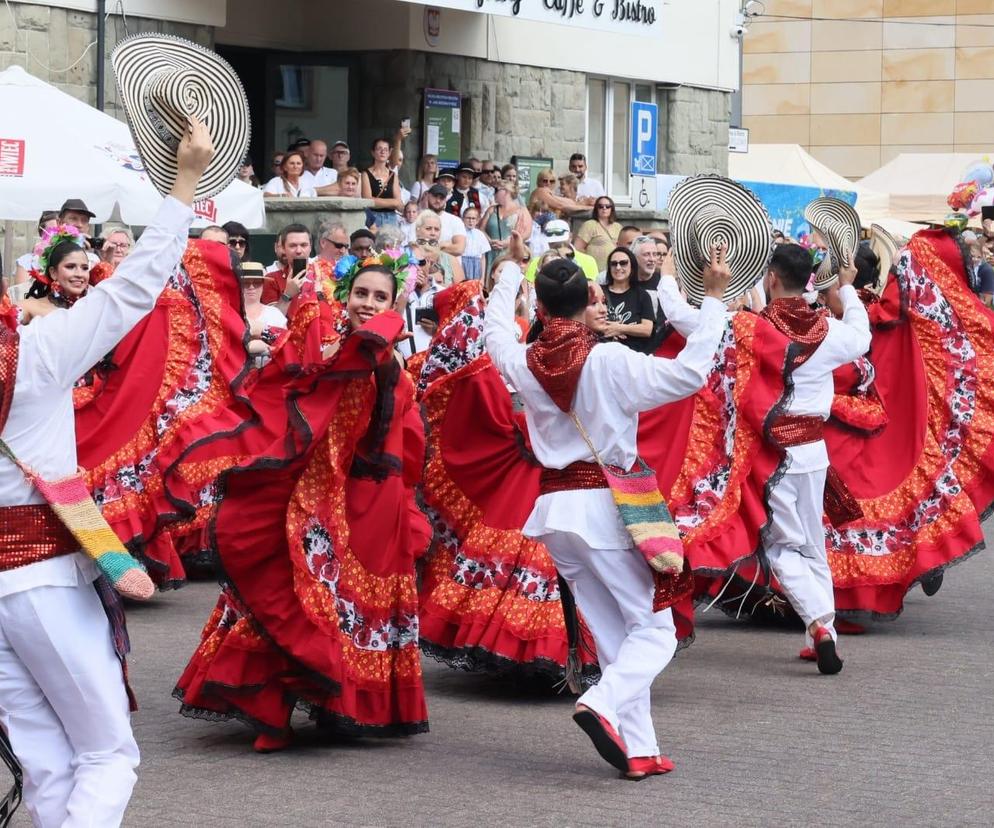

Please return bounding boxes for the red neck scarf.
[526,318,598,412]
[760,296,829,367]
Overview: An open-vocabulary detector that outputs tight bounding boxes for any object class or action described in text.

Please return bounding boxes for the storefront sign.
[424,89,462,169]
[0,139,25,177]
[400,0,661,37]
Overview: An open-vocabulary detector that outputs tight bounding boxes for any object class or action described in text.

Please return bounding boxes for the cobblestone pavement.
[10,524,994,827]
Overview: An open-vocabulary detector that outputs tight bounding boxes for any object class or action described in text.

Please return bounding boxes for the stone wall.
[662,86,731,177]
[356,51,587,187]
[357,50,729,186]
[0,1,214,271]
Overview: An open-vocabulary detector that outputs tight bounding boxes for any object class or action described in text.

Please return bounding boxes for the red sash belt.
[770,415,863,527]
[539,461,608,495]
[0,505,77,572]
[770,414,824,447]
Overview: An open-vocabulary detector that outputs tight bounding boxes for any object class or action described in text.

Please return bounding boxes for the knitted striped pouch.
[569,412,684,575]
[0,440,154,600]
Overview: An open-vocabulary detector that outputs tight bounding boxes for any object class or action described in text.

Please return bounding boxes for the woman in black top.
[360,136,403,229]
[602,246,657,353]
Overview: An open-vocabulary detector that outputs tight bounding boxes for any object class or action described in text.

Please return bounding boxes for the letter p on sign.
[629,101,657,176]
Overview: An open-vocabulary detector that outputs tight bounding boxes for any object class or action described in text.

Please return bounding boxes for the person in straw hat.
[0,30,241,826]
[483,230,730,780]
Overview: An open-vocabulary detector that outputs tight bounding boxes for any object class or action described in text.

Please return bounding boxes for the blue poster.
[737,180,857,243]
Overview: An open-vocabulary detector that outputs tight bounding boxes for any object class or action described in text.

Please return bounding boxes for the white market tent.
[728,143,890,225]
[857,152,990,224]
[0,65,264,228]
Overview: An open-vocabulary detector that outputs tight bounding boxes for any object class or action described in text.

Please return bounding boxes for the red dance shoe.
[835,619,866,635]
[798,647,817,662]
[624,754,675,781]
[253,729,293,754]
[813,626,844,675]
[573,705,629,772]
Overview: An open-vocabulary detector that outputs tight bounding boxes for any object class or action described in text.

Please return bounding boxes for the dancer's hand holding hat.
[838,253,858,288]
[702,243,732,300]
[171,116,216,206]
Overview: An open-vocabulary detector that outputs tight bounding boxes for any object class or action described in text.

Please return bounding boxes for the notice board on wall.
[423,88,462,170]
[512,156,554,202]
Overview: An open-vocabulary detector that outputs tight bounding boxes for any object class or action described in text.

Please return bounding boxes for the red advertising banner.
[0,138,25,176]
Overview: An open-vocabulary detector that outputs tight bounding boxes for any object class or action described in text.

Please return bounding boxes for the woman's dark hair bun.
[540,258,579,284]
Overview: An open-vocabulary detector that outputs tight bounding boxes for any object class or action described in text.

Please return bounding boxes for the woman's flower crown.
[33,224,85,278]
[331,247,416,302]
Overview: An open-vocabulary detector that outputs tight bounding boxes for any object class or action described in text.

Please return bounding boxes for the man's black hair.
[768,243,813,293]
[535,257,588,318]
[350,227,376,243]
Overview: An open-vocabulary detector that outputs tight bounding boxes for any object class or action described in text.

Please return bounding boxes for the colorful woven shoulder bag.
[568,411,684,575]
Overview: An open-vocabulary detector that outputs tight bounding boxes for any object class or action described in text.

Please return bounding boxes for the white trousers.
[543,533,676,758]
[763,469,836,644]
[0,583,139,828]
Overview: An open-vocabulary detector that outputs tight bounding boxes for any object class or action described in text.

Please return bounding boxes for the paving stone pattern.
[9,519,991,826]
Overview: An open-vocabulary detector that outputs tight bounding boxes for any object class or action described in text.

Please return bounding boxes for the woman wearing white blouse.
[262,150,316,198]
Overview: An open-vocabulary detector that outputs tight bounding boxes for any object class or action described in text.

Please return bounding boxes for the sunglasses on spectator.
[228,237,247,248]
[596,203,612,210]
[324,238,348,249]
[609,259,630,268]
[416,238,440,247]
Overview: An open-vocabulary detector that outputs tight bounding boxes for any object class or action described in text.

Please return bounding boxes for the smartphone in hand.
[292,257,307,277]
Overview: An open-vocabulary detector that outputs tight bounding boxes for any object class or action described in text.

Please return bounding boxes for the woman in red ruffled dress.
[708,231,994,628]
[70,239,249,588]
[173,253,432,752]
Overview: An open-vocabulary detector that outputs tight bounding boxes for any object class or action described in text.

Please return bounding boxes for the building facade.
[741,0,994,179]
[1,0,739,201]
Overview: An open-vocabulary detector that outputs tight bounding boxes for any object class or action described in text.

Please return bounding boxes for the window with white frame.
[586,79,663,202]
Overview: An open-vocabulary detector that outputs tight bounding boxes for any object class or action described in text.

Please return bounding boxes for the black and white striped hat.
[112,34,250,201]
[805,197,860,290]
[669,174,774,305]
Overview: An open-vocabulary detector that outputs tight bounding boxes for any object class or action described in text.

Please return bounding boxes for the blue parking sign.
[630,101,658,176]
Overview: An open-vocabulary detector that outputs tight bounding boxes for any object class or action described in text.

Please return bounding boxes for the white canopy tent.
[728,143,890,225]
[0,65,264,228]
[857,152,990,224]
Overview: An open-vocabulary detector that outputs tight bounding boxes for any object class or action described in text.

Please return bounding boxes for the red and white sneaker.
[798,646,817,662]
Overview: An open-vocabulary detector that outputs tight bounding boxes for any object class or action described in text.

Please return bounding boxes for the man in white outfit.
[657,242,870,673]
[484,235,729,780]
[0,119,213,827]
[756,244,870,673]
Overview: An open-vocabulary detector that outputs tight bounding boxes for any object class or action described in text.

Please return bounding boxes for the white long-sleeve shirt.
[0,196,194,597]
[484,263,726,547]
[658,276,872,474]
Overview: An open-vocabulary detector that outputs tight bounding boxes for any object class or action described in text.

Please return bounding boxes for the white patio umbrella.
[0,65,264,228]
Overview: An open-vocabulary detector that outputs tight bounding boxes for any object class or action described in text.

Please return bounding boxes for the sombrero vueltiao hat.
[805,197,860,290]
[112,34,250,201]
[868,224,900,295]
[669,174,775,305]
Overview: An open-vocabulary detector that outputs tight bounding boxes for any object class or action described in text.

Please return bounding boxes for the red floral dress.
[174,311,431,737]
